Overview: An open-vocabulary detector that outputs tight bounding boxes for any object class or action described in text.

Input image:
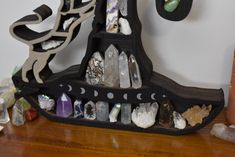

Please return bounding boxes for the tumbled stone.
[132,102,159,129]
[158,100,174,127]
[74,99,84,118]
[182,105,212,127]
[129,55,142,89]
[109,104,121,123]
[119,51,131,88]
[121,103,132,125]
[173,111,186,129]
[119,18,132,35]
[211,123,235,143]
[106,0,119,33]
[96,101,109,121]
[0,98,10,124]
[38,95,55,111]
[104,44,120,87]
[12,101,25,126]
[85,52,104,85]
[164,0,180,12]
[25,108,39,121]
[119,0,128,16]
[56,93,73,118]
[84,101,96,120]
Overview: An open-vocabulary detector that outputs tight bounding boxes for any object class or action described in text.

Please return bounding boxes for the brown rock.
[182,105,212,127]
[158,100,174,127]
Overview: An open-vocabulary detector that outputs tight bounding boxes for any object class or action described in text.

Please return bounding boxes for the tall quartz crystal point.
[119,0,128,16]
[0,98,10,124]
[104,44,120,87]
[85,52,104,85]
[84,101,96,120]
[106,0,119,33]
[119,51,131,88]
[96,101,109,121]
[132,103,159,129]
[12,101,25,126]
[56,93,73,118]
[129,55,142,89]
[121,104,132,124]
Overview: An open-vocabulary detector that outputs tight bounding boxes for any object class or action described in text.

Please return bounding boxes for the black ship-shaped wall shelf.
[10,0,224,135]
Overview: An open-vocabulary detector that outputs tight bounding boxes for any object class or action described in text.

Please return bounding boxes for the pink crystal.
[56,93,73,118]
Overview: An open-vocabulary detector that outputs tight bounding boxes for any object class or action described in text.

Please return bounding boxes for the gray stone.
[84,101,96,120]
[96,101,109,121]
[104,44,120,87]
[119,51,131,88]
[12,101,25,126]
[132,102,159,129]
[121,103,132,125]
[119,18,132,35]
[109,104,121,123]
[119,0,128,16]
[173,111,186,130]
[85,52,104,85]
[106,0,119,33]
[129,55,142,89]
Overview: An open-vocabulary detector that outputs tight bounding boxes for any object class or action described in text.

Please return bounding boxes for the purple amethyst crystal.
[56,93,73,118]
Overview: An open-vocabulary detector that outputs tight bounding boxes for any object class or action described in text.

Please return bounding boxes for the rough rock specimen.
[173,111,186,129]
[86,52,104,85]
[41,40,64,50]
[211,123,235,143]
[0,98,10,124]
[12,101,25,126]
[158,100,174,127]
[119,0,128,16]
[129,55,142,89]
[119,18,132,35]
[106,0,119,33]
[63,17,77,30]
[74,99,84,118]
[121,103,132,124]
[182,105,212,127]
[104,44,120,87]
[109,104,121,123]
[119,51,131,88]
[96,101,109,121]
[132,102,159,129]
[84,101,96,120]
[38,95,55,111]
[56,93,73,118]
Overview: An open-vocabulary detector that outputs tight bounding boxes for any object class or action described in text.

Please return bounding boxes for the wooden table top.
[0,109,234,157]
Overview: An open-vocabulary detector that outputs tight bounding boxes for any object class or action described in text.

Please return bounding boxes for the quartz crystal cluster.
[86,44,142,89]
[106,0,131,35]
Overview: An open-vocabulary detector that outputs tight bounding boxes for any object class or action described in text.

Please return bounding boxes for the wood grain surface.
[0,109,234,157]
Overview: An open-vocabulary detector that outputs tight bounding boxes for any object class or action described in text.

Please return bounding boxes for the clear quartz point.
[96,101,109,121]
[104,44,120,87]
[119,51,131,88]
[129,54,142,89]
[121,104,131,124]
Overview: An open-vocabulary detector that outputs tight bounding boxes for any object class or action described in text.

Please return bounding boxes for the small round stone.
[164,0,180,13]
[107,92,114,99]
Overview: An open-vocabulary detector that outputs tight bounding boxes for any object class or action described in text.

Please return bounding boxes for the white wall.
[0,0,234,104]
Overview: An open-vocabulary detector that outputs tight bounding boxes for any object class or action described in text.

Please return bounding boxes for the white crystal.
[109,104,121,123]
[96,101,109,121]
[121,103,132,124]
[106,0,119,33]
[173,111,186,130]
[41,40,63,50]
[38,95,55,111]
[84,101,96,120]
[119,18,132,35]
[119,0,128,16]
[132,102,159,129]
[104,44,120,87]
[63,17,77,30]
[129,55,142,89]
[85,52,104,85]
[119,51,131,88]
[211,123,235,143]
